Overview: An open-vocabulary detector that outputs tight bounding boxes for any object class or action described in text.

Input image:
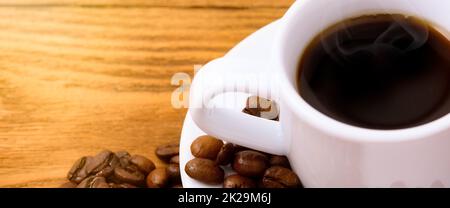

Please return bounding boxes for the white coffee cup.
[189,0,450,187]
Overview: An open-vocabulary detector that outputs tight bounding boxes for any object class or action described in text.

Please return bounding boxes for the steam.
[321,15,429,67]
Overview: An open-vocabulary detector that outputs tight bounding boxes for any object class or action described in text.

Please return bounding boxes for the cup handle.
[190,57,286,155]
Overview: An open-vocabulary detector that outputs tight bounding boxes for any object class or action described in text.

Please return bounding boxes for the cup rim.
[273,0,450,143]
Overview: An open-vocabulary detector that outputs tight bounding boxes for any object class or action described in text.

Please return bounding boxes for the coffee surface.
[298,14,450,129]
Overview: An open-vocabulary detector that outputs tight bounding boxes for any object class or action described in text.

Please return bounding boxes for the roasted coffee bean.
[170,155,180,164]
[95,166,115,178]
[262,166,301,188]
[115,151,131,167]
[233,150,268,177]
[223,175,256,188]
[244,96,279,120]
[109,183,137,188]
[77,176,109,188]
[147,168,170,188]
[185,158,224,185]
[85,150,113,173]
[191,136,224,160]
[77,176,94,188]
[86,150,120,177]
[166,163,181,184]
[215,143,235,166]
[113,166,145,186]
[60,181,77,188]
[156,143,180,162]
[269,155,291,169]
[67,156,93,183]
[124,163,140,173]
[129,155,155,175]
[94,150,120,178]
[244,96,270,115]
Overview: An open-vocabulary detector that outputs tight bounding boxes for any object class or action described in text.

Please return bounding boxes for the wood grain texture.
[0,0,293,7]
[0,0,292,187]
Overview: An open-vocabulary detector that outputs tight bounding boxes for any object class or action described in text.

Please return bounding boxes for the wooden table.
[0,0,293,187]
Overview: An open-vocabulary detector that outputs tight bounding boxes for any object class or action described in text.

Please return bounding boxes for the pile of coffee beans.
[185,136,301,188]
[150,143,182,188]
[185,96,302,188]
[61,147,182,188]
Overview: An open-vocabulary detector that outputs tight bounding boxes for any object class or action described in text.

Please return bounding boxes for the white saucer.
[180,20,281,188]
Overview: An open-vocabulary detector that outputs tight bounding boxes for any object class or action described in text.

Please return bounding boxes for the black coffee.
[298,14,450,129]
